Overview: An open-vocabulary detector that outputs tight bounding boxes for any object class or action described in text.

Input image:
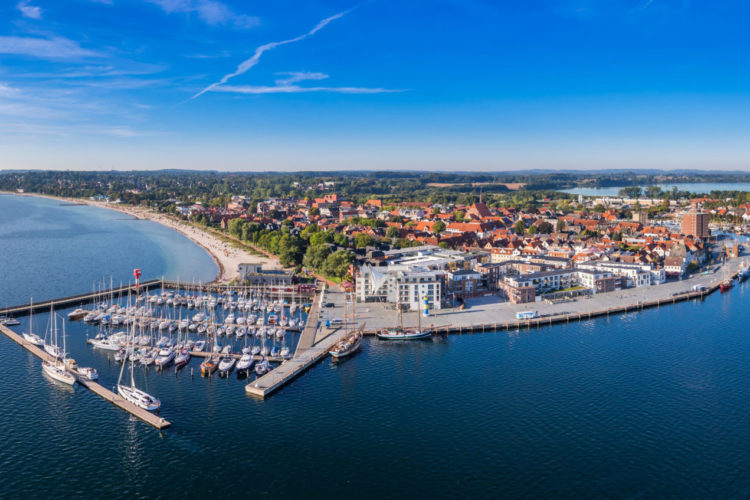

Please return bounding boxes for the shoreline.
[1,191,279,283]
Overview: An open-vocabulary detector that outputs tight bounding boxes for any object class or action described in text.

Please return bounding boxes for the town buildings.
[681,211,710,239]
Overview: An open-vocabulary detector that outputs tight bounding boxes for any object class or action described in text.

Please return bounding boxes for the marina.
[0,279,319,427]
[0,323,171,430]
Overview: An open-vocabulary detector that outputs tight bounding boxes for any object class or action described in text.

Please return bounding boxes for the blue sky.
[1,0,750,171]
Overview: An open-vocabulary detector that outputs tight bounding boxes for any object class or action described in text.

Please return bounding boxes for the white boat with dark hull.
[236,353,253,373]
[377,301,433,340]
[67,308,88,321]
[174,349,190,369]
[376,328,432,340]
[218,356,236,375]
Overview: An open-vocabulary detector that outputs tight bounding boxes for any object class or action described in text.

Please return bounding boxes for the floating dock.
[246,297,347,398]
[0,323,171,430]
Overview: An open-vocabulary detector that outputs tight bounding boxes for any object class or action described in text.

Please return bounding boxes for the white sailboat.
[43,305,63,359]
[41,314,76,386]
[22,298,43,346]
[117,320,160,411]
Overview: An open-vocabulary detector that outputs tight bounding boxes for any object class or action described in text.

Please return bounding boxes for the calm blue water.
[3,195,750,498]
[0,194,217,306]
[562,182,750,197]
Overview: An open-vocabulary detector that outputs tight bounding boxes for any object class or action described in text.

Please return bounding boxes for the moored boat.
[377,327,432,340]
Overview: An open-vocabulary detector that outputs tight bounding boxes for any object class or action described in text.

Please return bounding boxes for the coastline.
[1,191,280,283]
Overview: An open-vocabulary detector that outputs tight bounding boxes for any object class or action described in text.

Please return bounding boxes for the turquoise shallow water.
[2,195,750,498]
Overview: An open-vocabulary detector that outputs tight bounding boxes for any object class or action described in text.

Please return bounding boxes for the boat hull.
[117,385,160,411]
[377,330,432,340]
[42,362,76,386]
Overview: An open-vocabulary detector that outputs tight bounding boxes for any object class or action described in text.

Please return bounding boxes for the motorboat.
[218,355,236,375]
[67,308,88,321]
[66,359,98,381]
[155,347,175,368]
[254,358,270,376]
[236,353,253,372]
[174,349,190,369]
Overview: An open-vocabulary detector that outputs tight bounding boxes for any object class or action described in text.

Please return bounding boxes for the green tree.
[333,233,349,247]
[386,226,399,238]
[556,219,566,232]
[537,221,554,234]
[354,233,375,248]
[309,231,333,246]
[303,244,331,270]
[226,218,245,238]
[321,250,354,279]
[513,220,526,235]
[300,224,320,240]
[527,225,538,234]
[432,220,446,234]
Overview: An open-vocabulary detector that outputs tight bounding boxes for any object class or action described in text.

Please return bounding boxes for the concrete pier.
[245,294,350,398]
[0,323,171,430]
[0,280,315,318]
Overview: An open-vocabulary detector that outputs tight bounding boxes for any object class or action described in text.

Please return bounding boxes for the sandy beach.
[2,191,280,283]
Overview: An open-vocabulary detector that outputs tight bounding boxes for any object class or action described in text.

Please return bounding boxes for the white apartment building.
[577,262,665,288]
[357,266,442,311]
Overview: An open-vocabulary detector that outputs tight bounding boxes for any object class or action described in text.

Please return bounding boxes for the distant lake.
[561,182,750,197]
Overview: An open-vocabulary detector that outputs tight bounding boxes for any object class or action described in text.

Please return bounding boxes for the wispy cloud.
[212,84,404,95]
[274,71,329,86]
[145,0,259,29]
[0,36,102,60]
[190,9,352,100]
[17,0,42,19]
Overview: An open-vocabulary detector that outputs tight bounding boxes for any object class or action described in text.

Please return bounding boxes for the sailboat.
[117,320,160,411]
[377,300,432,340]
[41,314,76,386]
[720,259,733,292]
[22,298,43,346]
[43,305,63,359]
[329,280,363,359]
[200,325,219,376]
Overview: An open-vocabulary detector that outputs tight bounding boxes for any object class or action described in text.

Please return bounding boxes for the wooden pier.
[0,323,171,430]
[246,296,345,398]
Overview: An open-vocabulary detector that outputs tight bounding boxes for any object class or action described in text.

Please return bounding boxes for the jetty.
[246,294,349,398]
[0,280,316,318]
[0,323,171,430]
